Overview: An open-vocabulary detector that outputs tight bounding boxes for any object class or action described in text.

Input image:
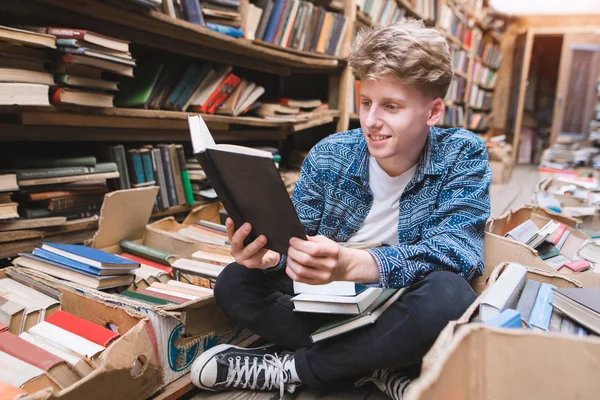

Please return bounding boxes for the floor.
[184,165,539,400]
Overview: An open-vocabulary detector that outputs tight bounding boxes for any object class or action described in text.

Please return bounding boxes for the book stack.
[253,0,349,56]
[48,27,135,107]
[254,99,329,122]
[0,290,117,394]
[120,278,213,305]
[0,25,55,106]
[161,0,206,27]
[478,263,599,337]
[13,156,119,221]
[201,0,243,29]
[469,85,493,110]
[439,4,473,49]
[471,60,497,87]
[503,219,600,272]
[0,174,19,222]
[115,60,265,115]
[13,242,140,290]
[355,0,409,27]
[177,220,230,247]
[468,111,491,131]
[290,281,406,343]
[118,240,175,279]
[446,75,466,103]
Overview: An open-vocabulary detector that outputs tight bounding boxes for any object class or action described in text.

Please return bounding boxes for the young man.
[191,20,491,398]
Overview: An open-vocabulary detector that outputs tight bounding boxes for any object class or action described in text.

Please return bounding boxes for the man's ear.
[426,98,444,127]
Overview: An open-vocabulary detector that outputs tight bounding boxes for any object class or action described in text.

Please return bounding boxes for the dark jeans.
[214,263,476,388]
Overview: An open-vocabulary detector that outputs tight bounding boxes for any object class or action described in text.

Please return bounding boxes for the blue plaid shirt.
[275,127,491,289]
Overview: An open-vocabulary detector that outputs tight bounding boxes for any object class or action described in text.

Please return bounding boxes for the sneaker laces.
[224,353,294,398]
[355,369,412,400]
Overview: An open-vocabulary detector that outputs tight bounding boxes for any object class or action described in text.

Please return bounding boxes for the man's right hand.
[226,218,281,269]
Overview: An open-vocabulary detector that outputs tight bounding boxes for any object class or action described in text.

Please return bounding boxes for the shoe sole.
[190,343,272,391]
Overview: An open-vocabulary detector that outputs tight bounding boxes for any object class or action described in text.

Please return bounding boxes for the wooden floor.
[183,165,539,400]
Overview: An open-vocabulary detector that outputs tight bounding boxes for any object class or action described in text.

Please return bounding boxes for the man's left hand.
[286,236,345,285]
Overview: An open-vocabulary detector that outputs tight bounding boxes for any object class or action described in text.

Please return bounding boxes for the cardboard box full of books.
[144,201,231,259]
[479,205,600,293]
[487,144,514,184]
[406,263,600,400]
[0,267,161,400]
[85,187,247,386]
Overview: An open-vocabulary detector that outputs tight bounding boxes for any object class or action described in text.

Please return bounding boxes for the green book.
[119,240,176,266]
[12,156,97,169]
[176,145,194,206]
[310,288,406,343]
[15,162,117,180]
[120,290,173,305]
[114,61,164,108]
[537,243,560,260]
[108,145,131,190]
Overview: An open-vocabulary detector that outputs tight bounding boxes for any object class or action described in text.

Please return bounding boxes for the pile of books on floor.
[0,272,120,394]
[504,219,599,272]
[254,99,329,122]
[290,281,406,343]
[13,242,140,290]
[119,276,213,305]
[541,140,600,171]
[0,25,55,106]
[0,174,19,222]
[115,60,265,115]
[477,263,599,337]
[252,0,349,56]
[49,27,135,107]
[13,156,119,222]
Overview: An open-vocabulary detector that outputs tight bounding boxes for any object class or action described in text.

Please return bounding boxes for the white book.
[505,219,538,244]
[479,263,527,321]
[166,280,213,295]
[29,321,105,359]
[177,227,229,246]
[172,258,224,279]
[191,250,234,267]
[145,286,199,301]
[0,296,25,334]
[0,289,41,333]
[0,278,59,320]
[20,332,94,377]
[293,281,368,296]
[0,349,57,392]
[292,287,383,315]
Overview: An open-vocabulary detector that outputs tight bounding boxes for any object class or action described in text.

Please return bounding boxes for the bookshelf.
[347,0,503,137]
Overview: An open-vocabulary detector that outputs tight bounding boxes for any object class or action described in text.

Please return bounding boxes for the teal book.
[126,149,145,186]
[120,290,173,305]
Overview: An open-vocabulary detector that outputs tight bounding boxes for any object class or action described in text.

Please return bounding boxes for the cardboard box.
[82,187,249,386]
[1,267,162,400]
[487,144,514,184]
[407,263,600,400]
[144,202,230,259]
[479,205,600,293]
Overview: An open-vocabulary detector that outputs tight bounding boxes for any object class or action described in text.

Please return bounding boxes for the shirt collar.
[351,127,445,184]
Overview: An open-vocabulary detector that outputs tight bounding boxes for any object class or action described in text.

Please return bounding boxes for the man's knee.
[214,262,254,310]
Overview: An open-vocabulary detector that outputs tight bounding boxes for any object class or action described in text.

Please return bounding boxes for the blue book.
[165,65,204,110]
[528,283,556,331]
[485,309,522,329]
[32,248,135,276]
[206,23,244,38]
[181,0,205,26]
[40,243,139,270]
[263,0,287,43]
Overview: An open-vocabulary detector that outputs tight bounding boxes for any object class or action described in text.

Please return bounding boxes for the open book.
[188,115,306,254]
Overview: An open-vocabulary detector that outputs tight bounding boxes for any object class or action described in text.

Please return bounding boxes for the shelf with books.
[454,70,468,80]
[4,0,344,76]
[356,9,374,27]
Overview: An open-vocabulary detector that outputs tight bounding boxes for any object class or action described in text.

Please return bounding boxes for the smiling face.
[359,75,444,177]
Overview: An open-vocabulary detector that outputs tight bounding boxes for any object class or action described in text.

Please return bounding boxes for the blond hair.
[348,20,453,99]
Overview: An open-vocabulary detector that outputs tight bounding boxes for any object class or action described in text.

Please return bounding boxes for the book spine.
[263,0,287,43]
[151,148,170,209]
[111,145,131,190]
[16,166,89,180]
[205,24,244,38]
[46,194,104,211]
[168,145,186,205]
[255,0,275,41]
[274,0,293,46]
[126,149,146,186]
[5,270,61,301]
[139,149,155,184]
[181,0,206,26]
[119,240,175,266]
[176,145,195,206]
[12,156,96,169]
[159,145,178,206]
[46,28,86,39]
[206,74,241,114]
[120,290,172,305]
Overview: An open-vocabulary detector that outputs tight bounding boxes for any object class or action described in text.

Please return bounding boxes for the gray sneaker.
[355,369,412,400]
[191,344,299,397]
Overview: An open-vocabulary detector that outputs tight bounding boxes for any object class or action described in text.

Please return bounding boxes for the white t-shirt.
[347,156,417,246]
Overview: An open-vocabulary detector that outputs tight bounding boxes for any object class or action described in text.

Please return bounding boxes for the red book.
[0,330,81,388]
[120,253,173,275]
[135,287,188,304]
[559,259,591,272]
[200,73,241,114]
[45,311,119,347]
[0,323,6,333]
[546,223,568,246]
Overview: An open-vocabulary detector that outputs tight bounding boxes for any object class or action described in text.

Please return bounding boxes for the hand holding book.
[225,218,281,270]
